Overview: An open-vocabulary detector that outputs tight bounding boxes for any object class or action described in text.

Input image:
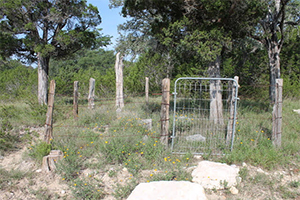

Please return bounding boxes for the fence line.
[45,77,284,150]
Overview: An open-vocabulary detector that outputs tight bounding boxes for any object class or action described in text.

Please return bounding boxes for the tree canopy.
[0,0,110,104]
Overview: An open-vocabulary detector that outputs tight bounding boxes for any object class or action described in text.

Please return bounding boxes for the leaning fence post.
[226,76,239,146]
[145,77,149,103]
[44,80,55,144]
[272,79,283,147]
[73,81,79,119]
[88,78,95,109]
[160,78,170,146]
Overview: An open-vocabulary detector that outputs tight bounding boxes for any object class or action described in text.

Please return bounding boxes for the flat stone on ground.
[192,161,240,189]
[127,181,207,200]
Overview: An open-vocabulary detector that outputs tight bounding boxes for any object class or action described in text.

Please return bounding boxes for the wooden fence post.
[88,78,95,109]
[44,80,55,144]
[115,52,124,110]
[160,78,170,146]
[73,81,79,119]
[226,76,239,145]
[272,79,283,147]
[145,77,149,103]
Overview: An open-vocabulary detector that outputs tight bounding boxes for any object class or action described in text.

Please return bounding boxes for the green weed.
[113,179,138,200]
[28,141,52,163]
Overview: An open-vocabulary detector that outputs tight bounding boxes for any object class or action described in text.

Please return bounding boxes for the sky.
[87,0,128,50]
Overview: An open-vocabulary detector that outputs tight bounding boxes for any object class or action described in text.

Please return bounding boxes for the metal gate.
[171,77,239,154]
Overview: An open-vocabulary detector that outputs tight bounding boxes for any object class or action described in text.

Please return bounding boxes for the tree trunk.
[37,52,50,105]
[264,0,282,104]
[267,39,281,104]
[208,55,224,125]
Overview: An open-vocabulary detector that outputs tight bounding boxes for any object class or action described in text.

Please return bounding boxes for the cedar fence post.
[160,78,170,146]
[88,78,95,109]
[145,77,149,103]
[73,81,79,119]
[272,79,283,147]
[44,80,55,144]
[115,52,124,110]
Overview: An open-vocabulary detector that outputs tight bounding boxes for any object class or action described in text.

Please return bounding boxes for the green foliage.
[0,61,37,100]
[219,99,300,170]
[50,49,116,96]
[281,29,300,98]
[69,178,105,200]
[113,180,138,200]
[289,180,300,188]
[0,0,108,61]
[0,168,27,190]
[25,97,47,125]
[0,105,20,152]
[28,141,52,163]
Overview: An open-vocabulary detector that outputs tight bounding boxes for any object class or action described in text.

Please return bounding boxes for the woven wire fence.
[170,78,238,155]
[52,90,164,147]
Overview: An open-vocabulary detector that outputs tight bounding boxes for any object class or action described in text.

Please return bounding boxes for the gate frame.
[171,77,239,153]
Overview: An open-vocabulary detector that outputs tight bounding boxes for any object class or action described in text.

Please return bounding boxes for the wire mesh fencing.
[170,77,239,155]
[52,90,164,147]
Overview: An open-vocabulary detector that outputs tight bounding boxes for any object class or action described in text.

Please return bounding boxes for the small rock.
[257,168,265,173]
[36,169,42,173]
[0,155,4,160]
[293,109,300,114]
[242,162,247,167]
[229,186,239,195]
[186,134,206,142]
[61,190,66,194]
[194,155,202,159]
[143,135,149,141]
[140,119,152,130]
[122,167,128,172]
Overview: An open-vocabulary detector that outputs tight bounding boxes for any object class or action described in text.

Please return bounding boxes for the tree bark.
[208,55,224,125]
[37,52,50,105]
[262,0,284,104]
[267,40,281,104]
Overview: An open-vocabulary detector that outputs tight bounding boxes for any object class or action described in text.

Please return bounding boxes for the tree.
[113,0,267,123]
[0,0,110,105]
[253,0,300,103]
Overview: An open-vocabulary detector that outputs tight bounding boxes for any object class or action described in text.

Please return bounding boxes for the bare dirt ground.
[1,127,300,200]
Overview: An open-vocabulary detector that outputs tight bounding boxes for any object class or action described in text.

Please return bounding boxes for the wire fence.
[45,77,283,155]
[49,83,167,150]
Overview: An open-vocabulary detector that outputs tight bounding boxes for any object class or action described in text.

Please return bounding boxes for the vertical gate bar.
[230,77,239,151]
[171,78,180,151]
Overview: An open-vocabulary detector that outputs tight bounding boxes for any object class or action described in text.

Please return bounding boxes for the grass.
[1,96,300,199]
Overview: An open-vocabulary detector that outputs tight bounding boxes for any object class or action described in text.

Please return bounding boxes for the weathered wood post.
[44,80,55,144]
[145,77,149,103]
[160,78,170,146]
[88,78,95,109]
[226,76,239,146]
[272,79,283,147]
[115,52,124,111]
[73,81,79,119]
